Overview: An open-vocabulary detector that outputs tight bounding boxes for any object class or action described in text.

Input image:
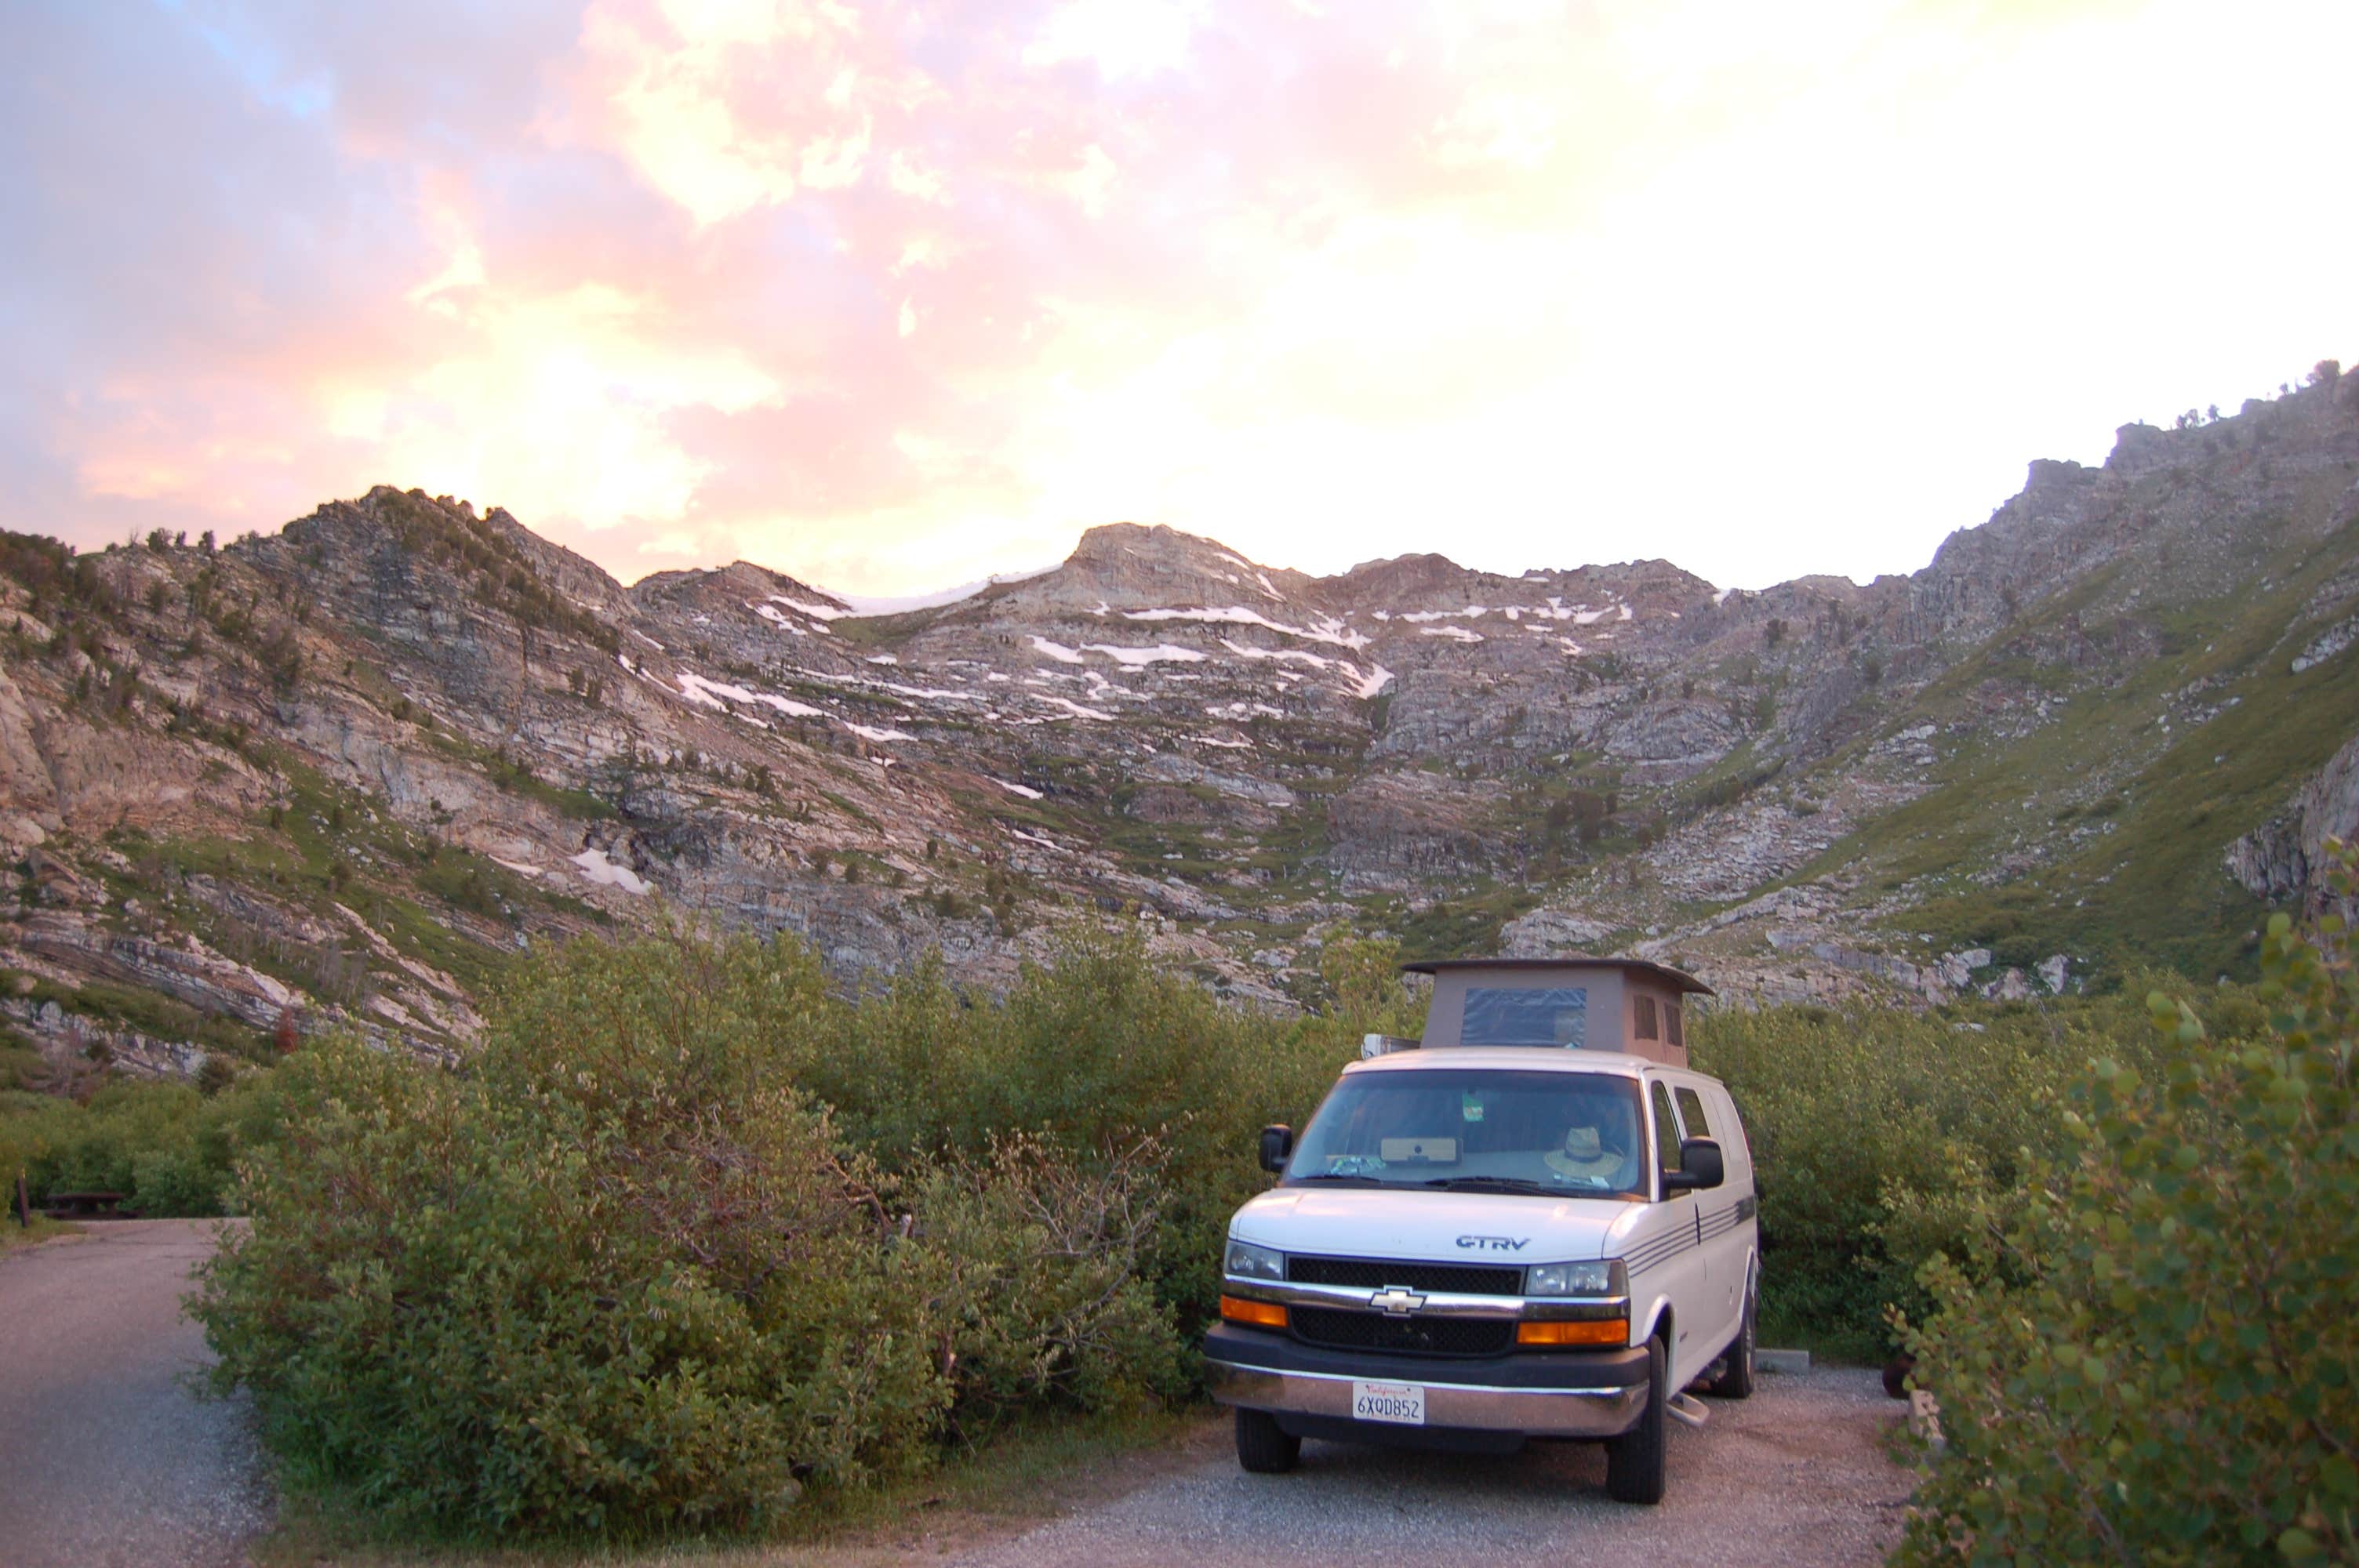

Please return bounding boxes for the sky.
[2,0,2351,597]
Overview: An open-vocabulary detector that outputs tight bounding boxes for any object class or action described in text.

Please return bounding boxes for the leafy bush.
[188,928,1332,1537]
[1688,992,2166,1355]
[0,1074,279,1216]
[907,1134,1187,1427]
[826,936,1366,1324]
[1894,907,2358,1566]
[195,1033,945,1534]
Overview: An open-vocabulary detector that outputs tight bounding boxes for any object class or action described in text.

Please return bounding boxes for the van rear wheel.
[1234,1407,1301,1474]
[1605,1333,1669,1504]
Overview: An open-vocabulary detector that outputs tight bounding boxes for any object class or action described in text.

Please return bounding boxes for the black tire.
[1234,1407,1301,1474]
[1605,1332,1668,1504]
[1707,1261,1757,1400]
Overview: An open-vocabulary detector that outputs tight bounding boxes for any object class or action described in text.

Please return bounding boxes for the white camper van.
[1204,958,1758,1504]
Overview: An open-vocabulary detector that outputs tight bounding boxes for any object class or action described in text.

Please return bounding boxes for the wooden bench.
[38,1190,140,1220]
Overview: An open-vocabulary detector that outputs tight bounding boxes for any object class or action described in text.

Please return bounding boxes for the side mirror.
[1661,1137,1725,1193]
[1258,1124,1294,1174]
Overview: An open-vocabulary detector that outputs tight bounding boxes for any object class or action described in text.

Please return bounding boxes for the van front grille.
[1291,1308,1514,1358]
[1287,1256,1522,1296]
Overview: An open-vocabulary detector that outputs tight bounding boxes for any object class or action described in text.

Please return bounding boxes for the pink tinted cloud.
[7,0,1541,580]
[7,0,2350,594]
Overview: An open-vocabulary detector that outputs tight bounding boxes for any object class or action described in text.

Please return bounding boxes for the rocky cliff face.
[2226,729,2359,924]
[2,371,2355,1088]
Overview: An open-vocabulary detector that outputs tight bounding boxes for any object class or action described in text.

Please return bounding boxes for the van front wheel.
[1234,1407,1301,1474]
[1605,1334,1668,1504]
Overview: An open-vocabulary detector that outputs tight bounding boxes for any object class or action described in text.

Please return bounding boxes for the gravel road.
[0,1220,271,1568]
[949,1368,1914,1568]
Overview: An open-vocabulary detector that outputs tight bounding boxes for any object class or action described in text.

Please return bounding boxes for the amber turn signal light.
[1219,1295,1289,1329]
[1517,1318,1627,1347]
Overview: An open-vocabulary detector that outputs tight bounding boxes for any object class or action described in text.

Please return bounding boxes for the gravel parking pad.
[950,1368,1914,1568]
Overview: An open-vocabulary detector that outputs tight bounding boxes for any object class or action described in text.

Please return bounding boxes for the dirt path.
[0,1219,271,1568]
[944,1368,1915,1568]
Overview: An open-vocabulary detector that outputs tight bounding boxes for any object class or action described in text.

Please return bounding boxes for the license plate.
[1352,1381,1426,1425]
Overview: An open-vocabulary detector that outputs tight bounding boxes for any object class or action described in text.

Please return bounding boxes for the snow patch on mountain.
[1121,605,1370,651]
[572,848,650,895]
[1085,642,1207,666]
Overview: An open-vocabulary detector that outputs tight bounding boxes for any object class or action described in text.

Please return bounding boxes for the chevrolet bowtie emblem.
[1369,1287,1427,1316]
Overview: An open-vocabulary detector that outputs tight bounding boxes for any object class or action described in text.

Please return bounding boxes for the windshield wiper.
[1288,1173,1385,1186]
[1421,1176,1561,1196]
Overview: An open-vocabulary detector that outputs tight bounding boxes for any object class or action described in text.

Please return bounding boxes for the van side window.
[1633,995,1659,1040]
[1674,1086,1710,1138]
[1713,1087,1749,1165]
[1666,1001,1685,1048]
[1649,1081,1681,1181]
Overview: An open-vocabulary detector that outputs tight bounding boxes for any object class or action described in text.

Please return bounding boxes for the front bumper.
[1204,1323,1650,1439]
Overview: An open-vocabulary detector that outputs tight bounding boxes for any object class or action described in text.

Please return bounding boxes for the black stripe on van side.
[1623,1231,1695,1278]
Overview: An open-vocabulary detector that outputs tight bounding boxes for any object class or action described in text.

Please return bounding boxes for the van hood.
[1228,1185,1641,1268]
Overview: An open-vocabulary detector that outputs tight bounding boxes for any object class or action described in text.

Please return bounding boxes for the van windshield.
[1283,1069,1648,1200]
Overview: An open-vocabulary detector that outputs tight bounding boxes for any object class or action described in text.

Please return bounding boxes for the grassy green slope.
[1796,509,2359,984]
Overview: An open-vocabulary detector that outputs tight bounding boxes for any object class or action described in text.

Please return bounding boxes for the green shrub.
[195,1031,947,1534]
[783,933,1377,1327]
[907,1134,1188,1428]
[1692,986,2185,1356]
[188,928,1297,1538]
[1896,906,2359,1566]
[129,1146,226,1215]
[0,1075,276,1215]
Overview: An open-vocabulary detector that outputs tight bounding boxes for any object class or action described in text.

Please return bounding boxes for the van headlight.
[1224,1239,1285,1281]
[1525,1259,1623,1297]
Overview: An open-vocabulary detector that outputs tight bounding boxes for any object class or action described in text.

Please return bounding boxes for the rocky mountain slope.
[3,366,2356,1089]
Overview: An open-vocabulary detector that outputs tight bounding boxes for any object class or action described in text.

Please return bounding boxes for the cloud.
[1056,143,1119,219]
[0,0,2352,597]
[562,0,885,225]
[1023,0,1209,79]
[886,149,947,204]
[343,274,784,529]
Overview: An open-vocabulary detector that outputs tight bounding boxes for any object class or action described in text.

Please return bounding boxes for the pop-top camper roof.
[1400,956,1713,995]
[1372,956,1713,1068]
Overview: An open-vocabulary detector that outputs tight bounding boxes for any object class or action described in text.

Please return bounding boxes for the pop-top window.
[1666,1001,1685,1048]
[1633,995,1659,1041]
[1460,986,1588,1047]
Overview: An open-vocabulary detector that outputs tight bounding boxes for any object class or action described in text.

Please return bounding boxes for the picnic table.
[38,1191,139,1219]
